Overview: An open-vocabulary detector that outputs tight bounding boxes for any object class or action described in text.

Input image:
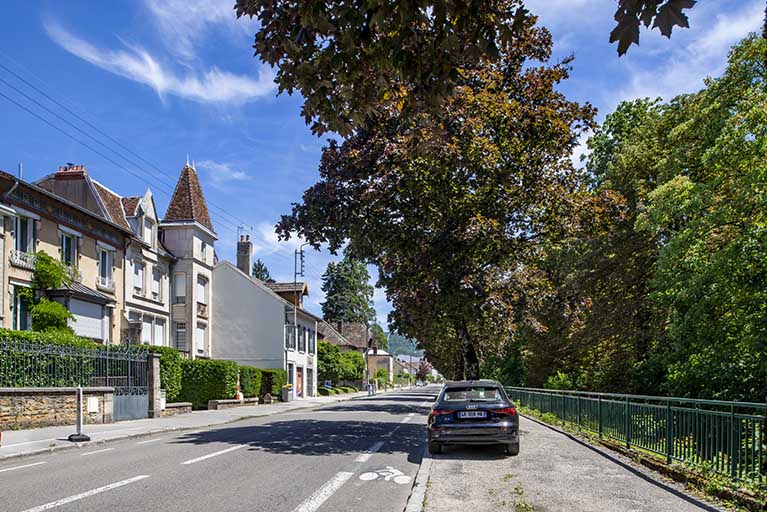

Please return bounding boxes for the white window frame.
[141,316,152,344]
[154,318,166,346]
[133,261,145,296]
[152,268,162,301]
[196,275,208,305]
[59,231,77,267]
[175,322,187,351]
[143,218,153,245]
[195,323,206,354]
[97,248,113,285]
[173,273,186,304]
[14,215,34,253]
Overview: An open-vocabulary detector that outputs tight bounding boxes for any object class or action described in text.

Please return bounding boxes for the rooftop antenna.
[186,154,190,167]
[17,162,22,179]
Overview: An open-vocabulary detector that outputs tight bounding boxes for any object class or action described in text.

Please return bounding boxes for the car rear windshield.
[443,386,503,402]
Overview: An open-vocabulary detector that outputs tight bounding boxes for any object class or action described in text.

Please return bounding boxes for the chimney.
[237,234,252,276]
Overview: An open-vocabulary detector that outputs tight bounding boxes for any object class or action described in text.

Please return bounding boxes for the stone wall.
[162,402,192,416]
[0,387,114,430]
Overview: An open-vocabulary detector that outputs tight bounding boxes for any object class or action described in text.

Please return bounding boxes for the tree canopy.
[320,255,376,324]
[251,258,274,282]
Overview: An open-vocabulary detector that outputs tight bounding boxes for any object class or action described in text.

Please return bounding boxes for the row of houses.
[0,161,342,398]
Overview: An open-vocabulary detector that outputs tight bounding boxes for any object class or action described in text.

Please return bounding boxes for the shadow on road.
[322,402,430,415]
[431,444,509,461]
[174,419,426,464]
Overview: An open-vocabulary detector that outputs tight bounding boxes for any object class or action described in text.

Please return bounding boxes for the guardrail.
[506,386,765,484]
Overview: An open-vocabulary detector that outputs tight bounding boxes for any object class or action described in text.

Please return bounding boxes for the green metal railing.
[506,387,766,484]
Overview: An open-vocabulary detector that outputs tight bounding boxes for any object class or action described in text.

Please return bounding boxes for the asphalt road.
[0,386,439,512]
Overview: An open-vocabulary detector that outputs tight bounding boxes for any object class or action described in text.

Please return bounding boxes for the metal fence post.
[665,400,672,464]
[729,404,736,478]
[577,394,581,431]
[625,396,631,449]
[598,395,603,439]
[68,386,90,442]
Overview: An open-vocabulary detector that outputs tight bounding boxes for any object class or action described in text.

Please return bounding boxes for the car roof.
[443,380,502,388]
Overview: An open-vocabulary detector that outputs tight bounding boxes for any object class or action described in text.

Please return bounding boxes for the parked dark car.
[427,380,519,455]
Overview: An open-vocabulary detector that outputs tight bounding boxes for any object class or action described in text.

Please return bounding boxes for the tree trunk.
[456,321,480,380]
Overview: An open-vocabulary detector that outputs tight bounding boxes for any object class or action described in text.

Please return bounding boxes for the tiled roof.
[265,282,308,295]
[92,182,131,230]
[121,196,141,216]
[318,321,351,347]
[333,322,370,350]
[163,164,214,233]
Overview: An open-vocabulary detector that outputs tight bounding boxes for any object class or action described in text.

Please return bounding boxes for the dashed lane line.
[80,448,114,457]
[0,461,46,473]
[136,438,163,445]
[19,474,150,512]
[180,445,246,465]
[354,441,385,463]
[291,471,354,512]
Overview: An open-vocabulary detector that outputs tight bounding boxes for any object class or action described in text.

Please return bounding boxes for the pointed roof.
[121,196,142,217]
[163,164,215,233]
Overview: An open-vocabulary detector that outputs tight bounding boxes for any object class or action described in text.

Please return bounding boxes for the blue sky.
[0,1,761,326]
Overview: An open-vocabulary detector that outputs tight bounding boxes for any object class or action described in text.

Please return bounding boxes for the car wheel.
[428,441,443,454]
[505,442,520,456]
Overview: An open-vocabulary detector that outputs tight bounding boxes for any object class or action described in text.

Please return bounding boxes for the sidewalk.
[0,391,372,461]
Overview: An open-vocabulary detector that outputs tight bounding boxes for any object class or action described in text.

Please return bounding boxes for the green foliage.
[318,387,334,396]
[317,341,342,382]
[261,369,288,396]
[374,367,390,383]
[416,360,432,381]
[320,255,376,324]
[178,359,239,409]
[239,366,263,398]
[338,350,365,381]
[32,251,70,290]
[370,324,387,351]
[147,345,183,402]
[30,298,74,334]
[251,258,274,282]
[611,1,698,56]
[387,332,424,357]
[0,328,98,387]
[544,371,574,391]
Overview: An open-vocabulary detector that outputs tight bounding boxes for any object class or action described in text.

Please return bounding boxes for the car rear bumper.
[428,425,518,445]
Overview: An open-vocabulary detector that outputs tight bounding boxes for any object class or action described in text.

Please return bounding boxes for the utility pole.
[293,243,309,349]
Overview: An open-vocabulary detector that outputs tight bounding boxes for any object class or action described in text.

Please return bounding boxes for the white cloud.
[614,1,762,107]
[197,159,252,189]
[45,20,274,104]
[250,221,307,256]
[142,0,254,61]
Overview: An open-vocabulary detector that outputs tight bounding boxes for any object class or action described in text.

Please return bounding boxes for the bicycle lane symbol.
[359,466,412,485]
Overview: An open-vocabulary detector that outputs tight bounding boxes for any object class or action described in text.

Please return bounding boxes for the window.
[175,322,187,351]
[59,232,76,266]
[97,248,113,287]
[14,216,33,252]
[152,269,162,301]
[285,324,296,350]
[200,241,207,262]
[143,218,153,245]
[443,386,503,402]
[298,325,306,352]
[196,275,207,305]
[195,323,206,354]
[154,319,165,346]
[309,329,316,354]
[174,273,186,304]
[141,317,152,344]
[133,261,145,295]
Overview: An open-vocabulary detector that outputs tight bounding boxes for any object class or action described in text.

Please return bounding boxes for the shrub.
[318,341,342,381]
[339,350,365,381]
[147,345,182,402]
[30,298,75,334]
[261,369,288,396]
[239,366,263,398]
[178,359,238,409]
[318,387,332,396]
[544,371,574,390]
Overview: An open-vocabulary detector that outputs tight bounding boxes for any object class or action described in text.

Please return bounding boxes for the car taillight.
[491,407,516,416]
[430,409,452,417]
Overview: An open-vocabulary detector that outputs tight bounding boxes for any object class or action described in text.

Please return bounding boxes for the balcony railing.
[97,275,114,291]
[10,249,36,270]
[196,302,208,318]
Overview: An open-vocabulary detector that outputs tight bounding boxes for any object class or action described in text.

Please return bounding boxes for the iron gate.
[96,345,149,421]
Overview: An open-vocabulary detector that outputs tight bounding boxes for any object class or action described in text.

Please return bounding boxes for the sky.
[0,1,761,327]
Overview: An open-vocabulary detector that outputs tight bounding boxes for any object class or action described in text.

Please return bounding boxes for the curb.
[0,392,368,463]
[403,444,433,512]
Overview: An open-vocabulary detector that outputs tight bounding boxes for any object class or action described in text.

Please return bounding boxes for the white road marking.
[420,401,431,407]
[80,448,114,456]
[407,412,415,417]
[180,445,245,465]
[354,441,385,462]
[400,416,412,423]
[136,438,163,445]
[291,471,354,512]
[0,461,47,473]
[20,474,149,512]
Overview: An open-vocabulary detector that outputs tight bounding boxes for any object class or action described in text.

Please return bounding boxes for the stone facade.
[0,387,114,430]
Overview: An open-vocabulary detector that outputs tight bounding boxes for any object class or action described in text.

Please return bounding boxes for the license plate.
[458,410,486,419]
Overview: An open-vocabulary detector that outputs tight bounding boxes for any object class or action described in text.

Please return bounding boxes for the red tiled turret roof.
[163,164,214,233]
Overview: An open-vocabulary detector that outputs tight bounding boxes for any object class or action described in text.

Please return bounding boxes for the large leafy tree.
[278,18,596,379]
[320,255,376,324]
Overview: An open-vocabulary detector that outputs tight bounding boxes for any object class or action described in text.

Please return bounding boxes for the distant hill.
[387,332,424,357]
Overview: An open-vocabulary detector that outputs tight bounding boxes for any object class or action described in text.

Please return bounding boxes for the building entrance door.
[296,367,304,398]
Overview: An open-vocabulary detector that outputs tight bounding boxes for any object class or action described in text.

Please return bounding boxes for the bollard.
[68,386,91,442]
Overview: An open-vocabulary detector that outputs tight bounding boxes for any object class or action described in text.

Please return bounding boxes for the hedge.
[147,345,182,402]
[239,366,262,398]
[178,359,239,409]
[0,328,97,348]
[261,369,288,396]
